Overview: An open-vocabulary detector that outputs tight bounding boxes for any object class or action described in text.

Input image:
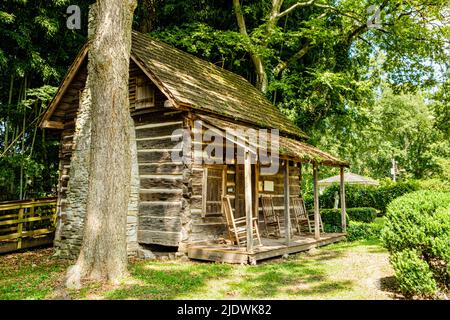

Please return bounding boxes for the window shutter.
[135,77,155,110]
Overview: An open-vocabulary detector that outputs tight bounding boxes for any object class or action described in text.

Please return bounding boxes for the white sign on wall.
[264,181,274,192]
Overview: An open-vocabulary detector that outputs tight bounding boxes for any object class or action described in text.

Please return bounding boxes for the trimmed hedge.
[320,207,377,232]
[315,180,419,215]
[347,207,377,223]
[346,221,383,241]
[381,190,450,297]
[416,179,450,192]
[390,249,438,296]
[320,209,344,233]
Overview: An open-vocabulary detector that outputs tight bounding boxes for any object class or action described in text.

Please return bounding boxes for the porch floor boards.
[187,233,346,264]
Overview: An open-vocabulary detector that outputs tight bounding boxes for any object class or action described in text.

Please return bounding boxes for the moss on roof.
[198,114,348,167]
[131,31,308,140]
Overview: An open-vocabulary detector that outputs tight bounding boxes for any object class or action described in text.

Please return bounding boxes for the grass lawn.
[0,239,398,300]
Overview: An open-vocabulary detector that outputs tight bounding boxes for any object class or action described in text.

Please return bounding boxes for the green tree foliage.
[1,1,449,200]
[149,0,449,180]
[358,90,448,178]
[0,0,89,200]
[148,0,450,129]
[313,180,418,214]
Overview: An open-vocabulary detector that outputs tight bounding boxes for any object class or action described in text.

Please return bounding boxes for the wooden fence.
[0,198,57,254]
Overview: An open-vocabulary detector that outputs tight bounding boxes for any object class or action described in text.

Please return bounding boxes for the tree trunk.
[232,0,268,93]
[139,0,158,33]
[66,0,137,288]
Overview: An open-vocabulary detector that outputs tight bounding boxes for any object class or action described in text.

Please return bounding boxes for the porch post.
[340,166,347,233]
[299,163,303,192]
[244,150,253,253]
[313,163,320,240]
[284,160,291,245]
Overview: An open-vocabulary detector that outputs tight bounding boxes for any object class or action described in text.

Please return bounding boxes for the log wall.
[258,163,301,233]
[54,61,165,257]
[52,60,302,255]
[133,110,191,248]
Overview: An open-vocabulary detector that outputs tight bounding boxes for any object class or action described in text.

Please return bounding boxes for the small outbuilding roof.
[318,172,379,186]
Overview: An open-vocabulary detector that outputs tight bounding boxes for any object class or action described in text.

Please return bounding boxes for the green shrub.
[320,208,342,232]
[318,181,418,215]
[415,179,450,192]
[320,207,377,233]
[381,190,450,297]
[346,207,377,223]
[346,221,382,241]
[320,209,383,241]
[390,249,438,297]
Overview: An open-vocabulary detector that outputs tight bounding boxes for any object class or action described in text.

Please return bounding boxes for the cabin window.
[135,77,155,109]
[202,165,226,217]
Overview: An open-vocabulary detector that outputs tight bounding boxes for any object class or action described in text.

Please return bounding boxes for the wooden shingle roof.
[198,115,348,167]
[130,31,308,139]
[39,32,347,167]
[40,31,309,140]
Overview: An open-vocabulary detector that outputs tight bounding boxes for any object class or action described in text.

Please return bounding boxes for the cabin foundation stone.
[54,88,91,259]
[126,117,140,256]
[54,105,140,258]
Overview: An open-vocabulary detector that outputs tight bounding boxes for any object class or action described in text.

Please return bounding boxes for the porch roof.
[198,115,349,168]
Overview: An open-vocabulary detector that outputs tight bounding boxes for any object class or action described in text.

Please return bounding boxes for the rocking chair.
[291,196,324,234]
[222,195,262,247]
[260,195,282,238]
[291,196,311,234]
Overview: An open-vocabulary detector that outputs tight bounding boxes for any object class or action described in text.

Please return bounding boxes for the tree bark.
[233,0,314,92]
[139,0,159,33]
[273,42,311,77]
[232,0,268,93]
[66,0,137,288]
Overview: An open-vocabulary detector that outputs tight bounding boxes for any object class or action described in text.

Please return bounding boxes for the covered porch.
[188,115,349,264]
[188,233,346,264]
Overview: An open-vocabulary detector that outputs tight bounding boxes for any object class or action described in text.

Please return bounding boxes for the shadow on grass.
[105,247,354,299]
[0,248,68,300]
[225,250,351,298]
[104,262,234,299]
[379,276,404,299]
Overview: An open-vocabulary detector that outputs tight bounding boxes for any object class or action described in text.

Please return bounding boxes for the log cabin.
[39,31,349,264]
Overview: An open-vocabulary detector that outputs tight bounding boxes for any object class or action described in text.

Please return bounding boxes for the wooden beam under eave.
[340,166,347,233]
[41,120,64,130]
[39,44,89,128]
[313,164,320,240]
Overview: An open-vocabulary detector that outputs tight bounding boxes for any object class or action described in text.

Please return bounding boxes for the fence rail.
[0,198,57,254]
